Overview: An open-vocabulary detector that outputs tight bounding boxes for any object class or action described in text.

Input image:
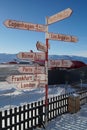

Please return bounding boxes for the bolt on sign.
[47,8,72,25]
[46,32,78,42]
[17,52,45,61]
[4,19,47,32]
[18,66,45,74]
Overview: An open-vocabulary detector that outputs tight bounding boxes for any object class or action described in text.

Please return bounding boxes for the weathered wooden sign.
[4,19,47,32]
[46,32,78,42]
[18,81,39,89]
[36,41,47,52]
[6,73,47,83]
[48,60,73,68]
[17,52,45,61]
[47,8,72,24]
[6,74,34,83]
[18,66,45,74]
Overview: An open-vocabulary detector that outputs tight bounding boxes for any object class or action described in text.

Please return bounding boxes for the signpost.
[36,41,47,52]
[46,32,78,42]
[4,19,47,32]
[17,52,45,61]
[4,7,78,126]
[48,60,73,68]
[18,81,39,89]
[18,66,45,74]
[47,8,72,24]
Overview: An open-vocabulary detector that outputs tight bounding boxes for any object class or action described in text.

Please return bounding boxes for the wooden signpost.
[4,7,78,125]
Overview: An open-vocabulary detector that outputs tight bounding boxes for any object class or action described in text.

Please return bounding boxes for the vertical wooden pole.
[45,17,48,125]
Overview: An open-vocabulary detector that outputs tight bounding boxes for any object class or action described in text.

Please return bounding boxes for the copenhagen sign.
[4,19,47,32]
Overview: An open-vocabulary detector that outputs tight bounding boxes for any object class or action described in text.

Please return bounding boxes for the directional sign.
[6,74,34,83]
[6,73,47,84]
[18,66,45,74]
[4,19,47,32]
[18,81,39,89]
[36,41,47,52]
[48,60,73,68]
[17,52,45,61]
[46,32,78,42]
[47,8,72,25]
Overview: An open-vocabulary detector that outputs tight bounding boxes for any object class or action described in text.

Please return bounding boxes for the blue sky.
[0,0,87,57]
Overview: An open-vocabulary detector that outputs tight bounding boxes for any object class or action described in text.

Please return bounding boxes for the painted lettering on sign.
[47,8,72,24]
[47,32,78,42]
[18,81,39,89]
[17,52,45,61]
[6,75,34,83]
[18,66,45,74]
[4,20,47,32]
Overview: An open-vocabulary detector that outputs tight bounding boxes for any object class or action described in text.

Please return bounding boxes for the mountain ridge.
[0,53,87,64]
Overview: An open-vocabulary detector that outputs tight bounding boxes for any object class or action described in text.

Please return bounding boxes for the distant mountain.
[0,53,87,64]
[49,55,87,64]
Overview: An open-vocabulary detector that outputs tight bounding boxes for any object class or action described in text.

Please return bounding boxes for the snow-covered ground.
[0,82,72,111]
[38,103,87,130]
[0,82,87,129]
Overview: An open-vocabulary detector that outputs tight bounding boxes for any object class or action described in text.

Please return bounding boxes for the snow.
[0,82,87,129]
[39,104,87,130]
[0,82,67,111]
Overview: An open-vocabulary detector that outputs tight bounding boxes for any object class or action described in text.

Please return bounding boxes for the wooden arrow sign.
[47,8,72,25]
[18,81,39,89]
[17,52,45,61]
[4,19,47,32]
[6,74,34,83]
[18,66,45,74]
[46,32,78,42]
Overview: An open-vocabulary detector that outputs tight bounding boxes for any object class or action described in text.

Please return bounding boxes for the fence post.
[38,101,45,129]
[0,112,2,130]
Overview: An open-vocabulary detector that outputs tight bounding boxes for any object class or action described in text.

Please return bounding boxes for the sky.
[0,0,87,57]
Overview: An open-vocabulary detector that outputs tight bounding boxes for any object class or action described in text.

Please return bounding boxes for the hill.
[0,53,87,64]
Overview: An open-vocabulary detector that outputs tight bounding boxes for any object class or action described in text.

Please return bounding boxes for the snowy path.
[40,104,87,130]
